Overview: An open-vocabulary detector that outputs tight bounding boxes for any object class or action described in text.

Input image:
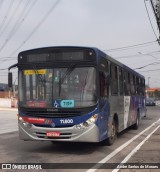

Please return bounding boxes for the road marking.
[86,118,160,172]
[112,124,160,172]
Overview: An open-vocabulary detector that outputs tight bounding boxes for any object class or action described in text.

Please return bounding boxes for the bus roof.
[19,46,144,79]
[95,47,144,79]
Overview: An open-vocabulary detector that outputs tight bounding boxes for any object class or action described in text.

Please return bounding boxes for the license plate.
[46,131,60,137]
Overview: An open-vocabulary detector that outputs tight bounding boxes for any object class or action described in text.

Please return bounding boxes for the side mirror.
[8,72,13,88]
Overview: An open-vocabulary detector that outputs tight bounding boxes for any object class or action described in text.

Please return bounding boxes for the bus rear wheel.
[102,120,117,146]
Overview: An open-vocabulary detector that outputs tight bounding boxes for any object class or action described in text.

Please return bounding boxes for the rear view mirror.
[8,72,13,88]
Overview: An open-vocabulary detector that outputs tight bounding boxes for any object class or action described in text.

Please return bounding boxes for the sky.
[0,0,160,87]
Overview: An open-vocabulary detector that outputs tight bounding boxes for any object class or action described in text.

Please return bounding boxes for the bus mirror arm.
[8,63,18,88]
[8,63,18,71]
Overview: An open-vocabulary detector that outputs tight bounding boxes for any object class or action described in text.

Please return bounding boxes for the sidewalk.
[0,107,18,111]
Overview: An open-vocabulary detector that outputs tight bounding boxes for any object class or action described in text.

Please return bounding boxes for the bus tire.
[102,119,117,146]
[132,111,140,130]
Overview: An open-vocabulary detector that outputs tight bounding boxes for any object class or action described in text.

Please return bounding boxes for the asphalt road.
[0,106,159,172]
[0,108,18,134]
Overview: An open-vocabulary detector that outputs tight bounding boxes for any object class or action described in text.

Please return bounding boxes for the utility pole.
[150,0,160,43]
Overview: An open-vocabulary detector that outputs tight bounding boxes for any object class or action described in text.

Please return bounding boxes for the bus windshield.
[19,67,97,108]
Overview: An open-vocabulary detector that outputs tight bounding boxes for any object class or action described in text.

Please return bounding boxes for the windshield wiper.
[32,65,46,87]
[58,64,76,96]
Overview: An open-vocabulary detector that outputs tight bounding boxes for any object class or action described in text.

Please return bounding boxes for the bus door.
[99,71,110,141]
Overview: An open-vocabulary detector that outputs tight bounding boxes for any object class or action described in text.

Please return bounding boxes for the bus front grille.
[23,111,82,118]
[33,124,74,128]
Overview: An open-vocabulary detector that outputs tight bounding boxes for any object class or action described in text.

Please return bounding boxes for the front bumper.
[19,122,99,142]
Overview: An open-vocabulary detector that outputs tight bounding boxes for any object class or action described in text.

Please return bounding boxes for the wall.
[0,98,11,108]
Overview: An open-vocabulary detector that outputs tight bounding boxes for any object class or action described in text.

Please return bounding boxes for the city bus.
[8,46,146,145]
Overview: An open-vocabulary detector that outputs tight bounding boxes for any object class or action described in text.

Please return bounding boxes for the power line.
[0,0,61,69]
[150,0,160,38]
[0,56,16,60]
[114,50,160,59]
[140,68,160,72]
[115,54,141,59]
[10,0,61,56]
[134,62,160,70]
[0,74,9,76]
[0,0,36,52]
[144,0,159,41]
[0,71,17,74]
[7,0,31,37]
[103,40,157,52]
[0,0,4,11]
[6,0,36,39]
[145,50,160,54]
[1,41,158,61]
[0,58,16,62]
[0,68,8,71]
[0,0,24,38]
[0,0,15,32]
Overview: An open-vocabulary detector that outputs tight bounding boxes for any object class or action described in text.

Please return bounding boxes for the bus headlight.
[76,114,98,129]
[84,114,98,127]
[18,116,32,128]
[19,116,23,121]
[22,122,32,128]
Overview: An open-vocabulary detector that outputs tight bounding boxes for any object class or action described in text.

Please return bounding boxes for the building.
[146,88,160,99]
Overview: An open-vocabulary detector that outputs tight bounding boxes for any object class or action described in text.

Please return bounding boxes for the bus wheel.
[132,112,140,130]
[102,120,117,146]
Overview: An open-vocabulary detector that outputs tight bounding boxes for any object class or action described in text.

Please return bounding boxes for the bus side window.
[140,78,144,96]
[132,75,136,95]
[127,73,131,95]
[130,74,135,95]
[124,72,131,96]
[142,79,145,96]
[119,68,124,95]
[99,71,108,97]
[136,77,140,94]
[111,65,118,95]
